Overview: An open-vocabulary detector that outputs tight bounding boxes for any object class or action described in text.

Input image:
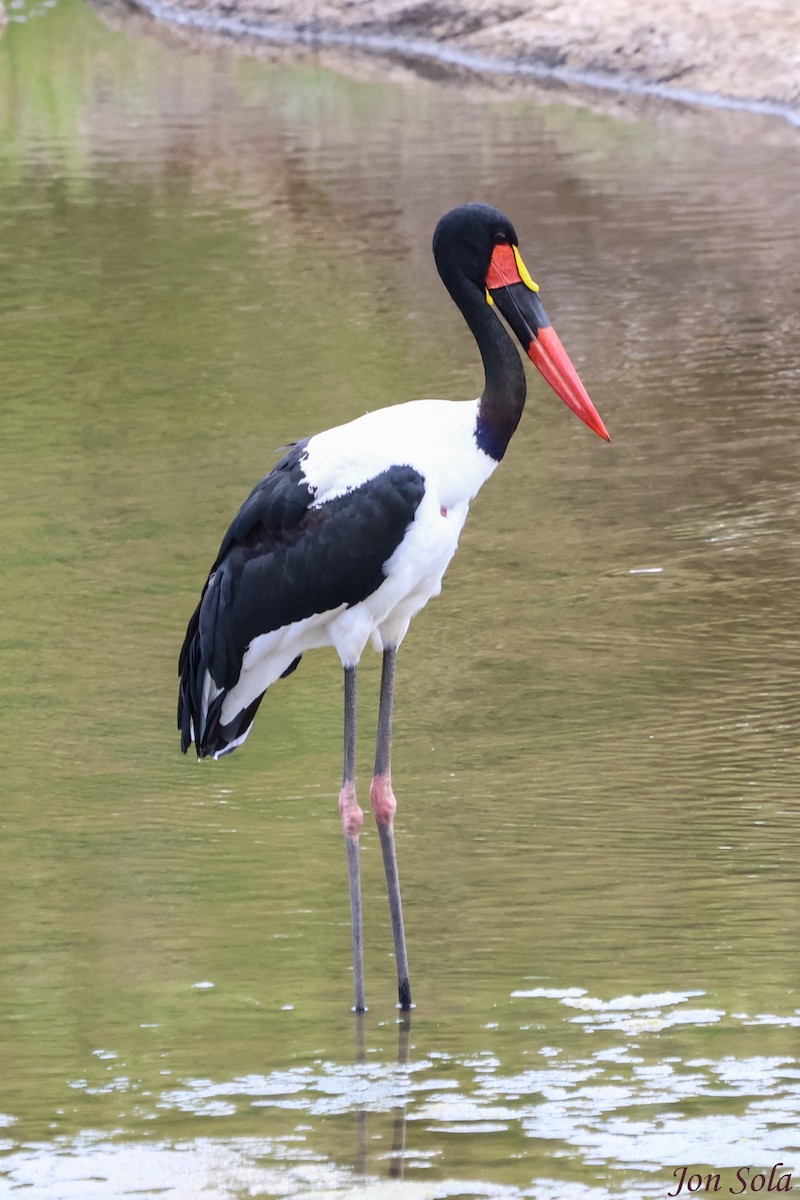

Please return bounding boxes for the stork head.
[433,203,610,442]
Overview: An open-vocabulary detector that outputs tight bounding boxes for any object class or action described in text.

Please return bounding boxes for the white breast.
[303,398,498,662]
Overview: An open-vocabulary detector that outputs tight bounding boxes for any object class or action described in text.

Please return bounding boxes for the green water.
[1,2,799,1196]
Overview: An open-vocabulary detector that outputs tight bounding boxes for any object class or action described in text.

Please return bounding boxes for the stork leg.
[369,646,413,1010]
[339,665,366,1013]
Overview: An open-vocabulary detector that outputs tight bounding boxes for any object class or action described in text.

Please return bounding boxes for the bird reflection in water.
[352,1013,412,1181]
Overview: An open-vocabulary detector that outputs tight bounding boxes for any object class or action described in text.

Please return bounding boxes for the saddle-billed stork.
[178,202,610,1013]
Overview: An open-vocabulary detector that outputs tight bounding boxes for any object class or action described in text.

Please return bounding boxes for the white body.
[214,397,498,744]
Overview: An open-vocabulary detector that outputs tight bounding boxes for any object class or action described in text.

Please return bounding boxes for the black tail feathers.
[177,607,300,759]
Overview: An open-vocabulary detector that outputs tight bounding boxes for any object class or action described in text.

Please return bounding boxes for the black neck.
[448,276,527,462]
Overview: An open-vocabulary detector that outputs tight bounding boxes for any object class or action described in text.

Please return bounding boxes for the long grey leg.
[369,646,412,1010]
[339,665,366,1013]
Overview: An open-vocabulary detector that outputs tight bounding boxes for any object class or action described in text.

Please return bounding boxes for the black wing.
[178,441,425,757]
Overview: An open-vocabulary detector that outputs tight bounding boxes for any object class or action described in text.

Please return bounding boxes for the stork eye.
[494,232,508,244]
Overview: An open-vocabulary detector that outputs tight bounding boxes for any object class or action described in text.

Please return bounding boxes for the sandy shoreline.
[107,0,800,123]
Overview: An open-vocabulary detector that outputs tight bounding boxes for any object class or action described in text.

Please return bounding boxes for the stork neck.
[462,285,527,462]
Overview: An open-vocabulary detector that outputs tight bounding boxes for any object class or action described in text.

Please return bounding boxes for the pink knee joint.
[339,781,364,839]
[369,774,397,826]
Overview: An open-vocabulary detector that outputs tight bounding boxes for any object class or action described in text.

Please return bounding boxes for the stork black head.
[432,202,518,291]
[432,203,610,442]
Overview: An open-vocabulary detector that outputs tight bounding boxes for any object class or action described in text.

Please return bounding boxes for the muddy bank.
[106,0,800,122]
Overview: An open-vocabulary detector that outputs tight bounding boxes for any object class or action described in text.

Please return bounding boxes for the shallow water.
[1,2,799,1197]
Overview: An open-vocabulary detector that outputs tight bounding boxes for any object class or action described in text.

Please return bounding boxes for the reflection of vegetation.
[1,0,92,181]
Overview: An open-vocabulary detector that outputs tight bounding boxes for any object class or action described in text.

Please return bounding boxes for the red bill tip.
[528,325,610,442]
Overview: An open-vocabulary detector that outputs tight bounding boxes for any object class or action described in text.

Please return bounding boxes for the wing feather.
[178,441,425,758]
